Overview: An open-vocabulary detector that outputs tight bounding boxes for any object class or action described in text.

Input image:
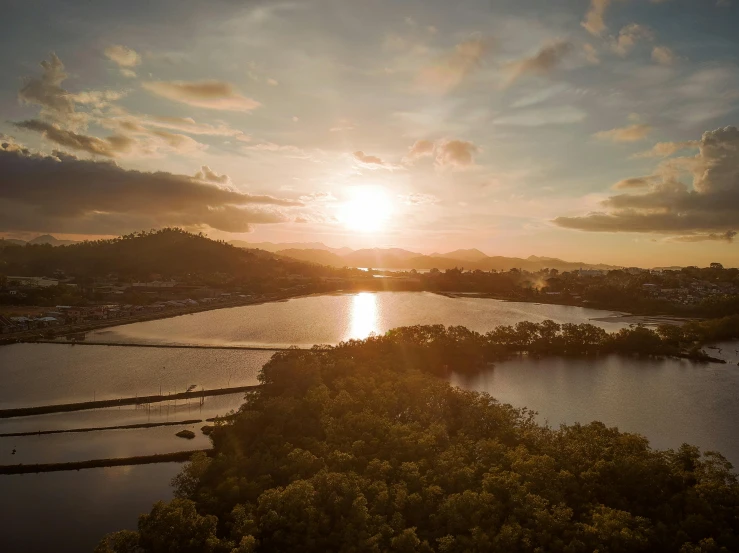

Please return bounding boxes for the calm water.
[0,464,178,553]
[0,344,270,408]
[452,346,739,468]
[81,292,628,347]
[1,292,737,552]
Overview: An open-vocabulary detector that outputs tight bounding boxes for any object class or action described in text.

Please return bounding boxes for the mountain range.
[231,241,622,272]
[1,234,79,247]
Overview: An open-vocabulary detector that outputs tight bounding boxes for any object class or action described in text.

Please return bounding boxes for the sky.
[1,0,738,267]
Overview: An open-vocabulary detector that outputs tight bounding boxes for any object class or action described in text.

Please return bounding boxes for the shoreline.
[0,289,317,346]
[0,289,707,348]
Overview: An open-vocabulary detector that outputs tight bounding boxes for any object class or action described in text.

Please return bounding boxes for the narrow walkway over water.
[0,450,210,474]
[0,385,261,419]
[24,340,302,351]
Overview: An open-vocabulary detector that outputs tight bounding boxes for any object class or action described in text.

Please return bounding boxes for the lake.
[1,292,737,552]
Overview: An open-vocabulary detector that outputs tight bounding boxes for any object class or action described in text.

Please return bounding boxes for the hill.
[276,248,347,267]
[430,248,489,262]
[337,248,423,268]
[231,240,352,256]
[0,228,331,280]
[254,243,621,272]
[0,235,78,247]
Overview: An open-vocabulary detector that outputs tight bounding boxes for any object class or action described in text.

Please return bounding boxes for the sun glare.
[338,186,393,233]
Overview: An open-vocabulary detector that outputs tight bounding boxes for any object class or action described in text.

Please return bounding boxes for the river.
[1,292,737,552]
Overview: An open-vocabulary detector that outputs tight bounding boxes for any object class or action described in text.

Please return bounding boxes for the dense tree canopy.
[98,330,739,553]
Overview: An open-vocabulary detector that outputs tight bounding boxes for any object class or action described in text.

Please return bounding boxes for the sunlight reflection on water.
[348,292,379,340]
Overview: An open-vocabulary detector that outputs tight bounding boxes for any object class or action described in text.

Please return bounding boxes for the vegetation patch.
[98,330,739,553]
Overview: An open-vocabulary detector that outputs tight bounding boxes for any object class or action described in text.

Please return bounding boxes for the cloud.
[670,231,736,243]
[553,126,739,240]
[14,119,134,157]
[353,150,388,166]
[594,123,652,143]
[195,165,230,184]
[403,139,435,163]
[632,141,699,158]
[104,45,141,68]
[104,45,141,77]
[148,116,249,139]
[504,41,572,87]
[435,139,478,169]
[399,193,439,205]
[613,176,659,189]
[611,23,654,57]
[0,145,300,234]
[243,142,311,159]
[417,38,490,93]
[71,90,127,108]
[402,139,478,169]
[142,80,261,112]
[582,0,611,36]
[18,53,87,130]
[149,130,206,154]
[652,46,676,65]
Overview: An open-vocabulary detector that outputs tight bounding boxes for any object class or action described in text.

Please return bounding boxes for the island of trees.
[97,329,739,553]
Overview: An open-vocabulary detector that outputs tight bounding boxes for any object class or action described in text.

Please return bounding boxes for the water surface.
[83,292,627,347]
[452,349,739,468]
[0,464,178,553]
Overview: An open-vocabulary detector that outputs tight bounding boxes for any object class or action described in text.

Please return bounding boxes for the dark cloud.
[671,231,737,243]
[0,145,300,234]
[14,119,135,157]
[554,126,739,241]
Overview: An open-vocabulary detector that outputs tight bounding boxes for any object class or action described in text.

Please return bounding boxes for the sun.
[338,186,393,233]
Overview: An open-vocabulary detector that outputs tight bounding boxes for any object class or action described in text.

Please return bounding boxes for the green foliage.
[100,332,739,553]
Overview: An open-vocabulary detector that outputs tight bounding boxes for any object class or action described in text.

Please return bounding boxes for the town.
[3,261,738,337]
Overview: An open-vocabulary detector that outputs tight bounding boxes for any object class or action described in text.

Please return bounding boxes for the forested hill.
[0,228,332,279]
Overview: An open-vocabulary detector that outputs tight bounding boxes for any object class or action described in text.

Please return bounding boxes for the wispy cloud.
[142,80,261,112]
[417,38,490,93]
[594,123,652,143]
[503,41,572,87]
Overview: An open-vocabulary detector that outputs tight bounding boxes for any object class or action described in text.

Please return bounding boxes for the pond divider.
[0,385,261,419]
[0,449,212,474]
[0,419,205,437]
